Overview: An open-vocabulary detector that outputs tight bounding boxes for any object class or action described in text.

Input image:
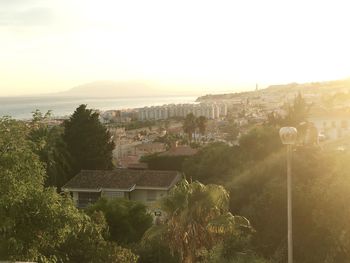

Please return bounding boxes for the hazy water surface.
[0,96,197,119]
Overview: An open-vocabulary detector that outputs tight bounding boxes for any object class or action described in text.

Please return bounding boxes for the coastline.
[0,95,198,120]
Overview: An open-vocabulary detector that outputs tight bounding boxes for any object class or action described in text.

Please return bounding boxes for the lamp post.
[279,127,298,263]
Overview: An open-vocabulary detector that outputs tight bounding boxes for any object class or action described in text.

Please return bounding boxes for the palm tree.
[196,116,207,137]
[143,179,251,263]
[183,113,197,143]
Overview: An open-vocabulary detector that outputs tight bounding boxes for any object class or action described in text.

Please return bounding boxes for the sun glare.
[0,0,349,95]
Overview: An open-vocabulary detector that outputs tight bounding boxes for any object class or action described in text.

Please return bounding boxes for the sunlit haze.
[1,0,350,96]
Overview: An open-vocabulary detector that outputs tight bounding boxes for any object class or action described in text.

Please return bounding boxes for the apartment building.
[138,103,227,121]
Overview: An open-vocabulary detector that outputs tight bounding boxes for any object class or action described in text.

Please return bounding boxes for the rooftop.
[159,145,198,157]
[63,169,181,191]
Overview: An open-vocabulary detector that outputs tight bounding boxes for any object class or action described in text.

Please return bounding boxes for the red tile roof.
[159,145,198,156]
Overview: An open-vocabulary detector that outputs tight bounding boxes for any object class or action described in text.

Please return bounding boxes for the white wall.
[102,191,125,199]
[130,189,167,203]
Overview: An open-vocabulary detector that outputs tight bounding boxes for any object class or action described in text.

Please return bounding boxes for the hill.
[196,78,350,101]
[265,78,350,93]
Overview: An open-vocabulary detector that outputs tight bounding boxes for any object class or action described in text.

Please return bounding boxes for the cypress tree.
[63,104,115,177]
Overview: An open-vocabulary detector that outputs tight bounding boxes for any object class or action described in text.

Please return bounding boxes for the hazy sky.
[1,0,350,96]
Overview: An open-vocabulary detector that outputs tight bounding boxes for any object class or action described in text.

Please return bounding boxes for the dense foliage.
[219,115,240,143]
[238,125,281,162]
[183,125,282,185]
[143,179,252,263]
[63,104,115,177]
[28,110,73,189]
[0,117,137,262]
[268,92,310,127]
[141,154,188,171]
[228,147,350,263]
[284,92,310,126]
[182,142,240,184]
[86,198,153,245]
[135,238,179,263]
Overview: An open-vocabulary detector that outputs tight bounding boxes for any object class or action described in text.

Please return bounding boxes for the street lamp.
[279,127,298,263]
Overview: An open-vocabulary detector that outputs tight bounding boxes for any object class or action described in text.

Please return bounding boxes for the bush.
[141,154,188,171]
[86,198,153,244]
[135,239,179,263]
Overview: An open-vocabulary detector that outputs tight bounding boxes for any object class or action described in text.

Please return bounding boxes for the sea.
[0,96,197,120]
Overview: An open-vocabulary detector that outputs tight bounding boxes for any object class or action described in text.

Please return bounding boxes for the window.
[147,190,157,201]
[104,191,124,200]
[78,192,101,208]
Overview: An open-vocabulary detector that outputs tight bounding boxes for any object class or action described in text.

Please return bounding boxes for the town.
[3,78,350,262]
[92,79,350,171]
[2,0,349,261]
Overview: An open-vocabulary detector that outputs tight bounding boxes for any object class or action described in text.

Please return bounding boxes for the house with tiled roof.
[158,142,198,157]
[63,169,181,208]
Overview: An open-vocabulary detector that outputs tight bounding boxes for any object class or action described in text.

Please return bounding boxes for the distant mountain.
[55,81,166,97]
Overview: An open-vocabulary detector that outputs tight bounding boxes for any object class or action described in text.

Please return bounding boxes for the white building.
[137,103,228,121]
[309,109,350,140]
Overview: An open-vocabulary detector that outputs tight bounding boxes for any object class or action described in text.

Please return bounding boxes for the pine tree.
[63,105,115,177]
[286,92,310,126]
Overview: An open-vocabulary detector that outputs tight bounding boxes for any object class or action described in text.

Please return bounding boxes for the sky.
[0,0,350,96]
